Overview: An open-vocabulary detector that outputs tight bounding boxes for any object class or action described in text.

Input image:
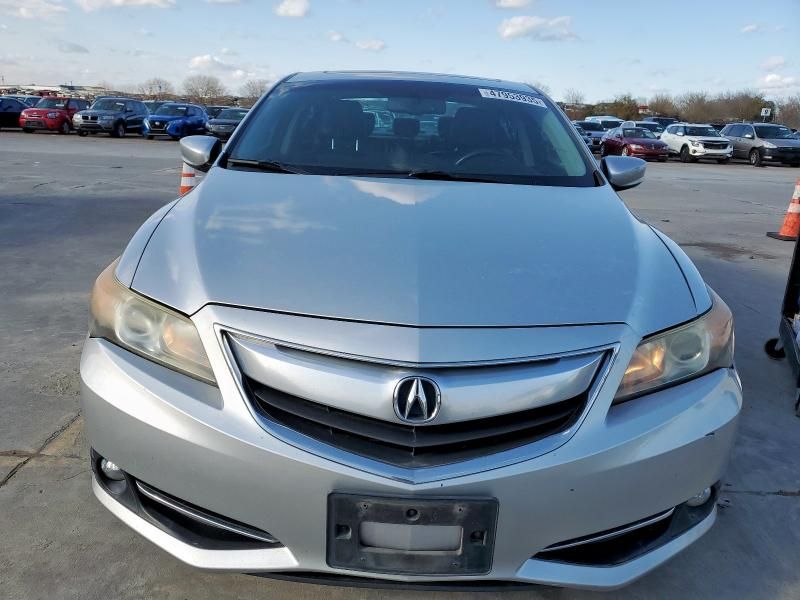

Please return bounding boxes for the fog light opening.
[100,458,125,481]
[686,487,712,507]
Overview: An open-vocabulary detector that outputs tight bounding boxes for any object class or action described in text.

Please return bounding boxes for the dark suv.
[74,97,149,138]
[720,123,800,167]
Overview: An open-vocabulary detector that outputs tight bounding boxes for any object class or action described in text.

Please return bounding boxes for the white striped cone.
[179,162,196,196]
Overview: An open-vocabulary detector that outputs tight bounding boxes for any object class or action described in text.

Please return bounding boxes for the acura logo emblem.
[393,377,441,424]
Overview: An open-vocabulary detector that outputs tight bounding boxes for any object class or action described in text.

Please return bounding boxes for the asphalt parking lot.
[1,131,799,600]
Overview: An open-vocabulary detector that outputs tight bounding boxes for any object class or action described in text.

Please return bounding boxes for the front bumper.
[80,330,741,590]
[761,147,800,163]
[76,121,115,132]
[20,116,62,130]
[687,146,733,158]
[629,149,669,160]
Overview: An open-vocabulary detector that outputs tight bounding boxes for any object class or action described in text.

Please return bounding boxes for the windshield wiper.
[405,170,499,184]
[226,158,307,174]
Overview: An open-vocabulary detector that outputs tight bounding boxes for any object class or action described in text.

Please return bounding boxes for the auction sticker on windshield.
[478,88,547,108]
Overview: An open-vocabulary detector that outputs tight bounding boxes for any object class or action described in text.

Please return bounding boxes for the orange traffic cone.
[767,178,800,241]
[179,162,196,196]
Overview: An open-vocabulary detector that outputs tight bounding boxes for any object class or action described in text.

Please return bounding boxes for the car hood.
[208,118,241,126]
[625,137,666,145]
[78,109,122,117]
[22,107,66,115]
[147,114,185,123]
[687,136,728,143]
[763,137,800,147]
[130,169,699,331]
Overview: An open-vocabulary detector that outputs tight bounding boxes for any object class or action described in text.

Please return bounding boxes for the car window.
[228,79,596,187]
[754,125,793,139]
[217,108,249,120]
[684,126,720,137]
[578,121,603,132]
[623,128,656,139]
[92,99,127,111]
[155,105,189,116]
[741,125,754,137]
[727,125,741,136]
[600,120,622,129]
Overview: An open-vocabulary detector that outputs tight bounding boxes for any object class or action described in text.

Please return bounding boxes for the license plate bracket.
[327,493,498,575]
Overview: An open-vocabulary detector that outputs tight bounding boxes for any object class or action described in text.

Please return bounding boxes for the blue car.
[142,103,207,140]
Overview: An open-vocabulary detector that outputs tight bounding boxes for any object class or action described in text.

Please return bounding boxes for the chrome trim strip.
[135,481,278,544]
[538,508,675,553]
[216,321,620,485]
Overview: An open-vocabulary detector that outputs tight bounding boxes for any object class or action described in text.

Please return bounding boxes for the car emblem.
[393,376,441,424]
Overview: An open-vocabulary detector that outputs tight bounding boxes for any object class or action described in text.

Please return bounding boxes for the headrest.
[393,117,420,138]
[451,107,502,147]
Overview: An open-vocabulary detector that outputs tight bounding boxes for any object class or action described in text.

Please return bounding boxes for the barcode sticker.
[478,88,547,108]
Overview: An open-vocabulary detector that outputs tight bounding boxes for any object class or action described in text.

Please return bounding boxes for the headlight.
[143,118,150,126]
[89,261,216,385]
[73,114,83,121]
[630,144,643,150]
[763,141,776,149]
[614,290,733,403]
[690,140,702,147]
[46,112,58,118]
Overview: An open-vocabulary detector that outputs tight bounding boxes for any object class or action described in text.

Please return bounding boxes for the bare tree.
[562,88,585,105]
[239,79,271,106]
[138,77,175,98]
[648,93,678,117]
[777,95,800,129]
[527,80,551,96]
[678,92,713,123]
[183,75,227,102]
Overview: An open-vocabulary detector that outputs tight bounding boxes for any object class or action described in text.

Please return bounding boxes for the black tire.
[111,121,126,138]
[621,145,630,156]
[764,338,786,360]
[791,162,800,168]
[749,148,763,167]
[657,158,667,162]
[717,158,730,164]
[599,144,607,157]
[679,145,692,163]
[78,130,88,137]
[23,128,34,133]
[146,135,154,140]
[58,120,70,135]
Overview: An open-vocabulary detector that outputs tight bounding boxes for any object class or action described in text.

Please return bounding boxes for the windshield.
[91,99,126,111]
[623,128,656,139]
[36,98,66,109]
[217,108,248,120]
[755,125,793,139]
[228,79,595,187]
[578,121,603,132]
[154,104,189,116]
[600,120,622,129]
[636,122,662,133]
[685,126,720,137]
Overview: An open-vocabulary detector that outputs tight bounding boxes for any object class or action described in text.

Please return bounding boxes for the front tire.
[621,145,630,156]
[679,145,694,163]
[749,148,763,167]
[111,121,126,138]
[58,120,70,135]
[78,130,88,137]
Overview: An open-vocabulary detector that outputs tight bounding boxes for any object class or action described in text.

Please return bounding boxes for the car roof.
[673,122,714,127]
[286,70,542,94]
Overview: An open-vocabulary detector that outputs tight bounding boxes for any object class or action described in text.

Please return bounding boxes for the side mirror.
[601,156,646,191]
[180,135,222,173]
[676,131,684,136]
[744,133,754,139]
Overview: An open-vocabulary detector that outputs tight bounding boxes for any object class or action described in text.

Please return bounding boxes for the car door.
[662,125,678,153]
[0,99,18,128]
[194,108,207,134]
[125,101,144,131]
[739,125,756,157]
[603,128,620,154]
[725,125,742,157]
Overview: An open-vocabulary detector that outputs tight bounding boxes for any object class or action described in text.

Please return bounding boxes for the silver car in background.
[80,71,741,590]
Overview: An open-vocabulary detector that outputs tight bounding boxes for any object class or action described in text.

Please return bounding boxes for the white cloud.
[221,46,237,55]
[207,0,240,3]
[275,0,308,17]
[76,0,174,10]
[498,15,576,40]
[740,23,759,33]
[495,0,531,8]
[355,38,385,51]
[759,73,797,90]
[137,26,152,36]
[761,55,786,71]
[189,54,238,71]
[0,0,67,19]
[327,29,346,42]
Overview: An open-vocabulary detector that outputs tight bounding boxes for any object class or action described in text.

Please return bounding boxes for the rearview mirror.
[180,135,222,173]
[601,156,646,191]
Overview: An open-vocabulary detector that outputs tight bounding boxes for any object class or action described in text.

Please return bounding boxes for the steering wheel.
[455,149,515,166]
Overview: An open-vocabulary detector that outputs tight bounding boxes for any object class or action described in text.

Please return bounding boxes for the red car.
[19,97,89,134]
[600,126,669,161]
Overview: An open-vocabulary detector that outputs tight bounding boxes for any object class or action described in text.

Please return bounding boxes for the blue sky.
[0,0,798,101]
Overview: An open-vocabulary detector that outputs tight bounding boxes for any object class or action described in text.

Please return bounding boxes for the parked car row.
[0,95,249,140]
[572,114,800,167]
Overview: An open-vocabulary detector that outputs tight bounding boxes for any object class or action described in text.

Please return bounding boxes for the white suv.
[660,123,733,164]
